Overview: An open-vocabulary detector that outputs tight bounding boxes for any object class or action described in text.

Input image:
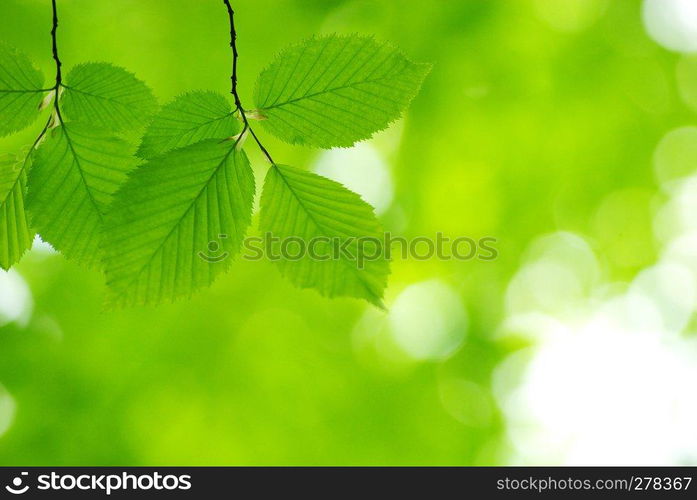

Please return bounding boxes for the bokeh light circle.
[643,0,697,53]
[313,143,394,215]
[388,280,467,361]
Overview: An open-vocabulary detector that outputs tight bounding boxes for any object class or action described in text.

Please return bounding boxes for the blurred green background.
[2,0,697,465]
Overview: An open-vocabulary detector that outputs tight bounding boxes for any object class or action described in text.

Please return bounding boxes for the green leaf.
[27,123,139,267]
[61,62,157,133]
[104,140,255,307]
[137,91,239,159]
[0,152,33,269]
[259,164,389,307]
[0,43,45,137]
[254,35,430,148]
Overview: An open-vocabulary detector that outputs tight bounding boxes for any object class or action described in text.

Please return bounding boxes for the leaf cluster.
[0,32,429,307]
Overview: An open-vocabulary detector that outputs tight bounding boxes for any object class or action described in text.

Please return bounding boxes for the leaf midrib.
[272,165,382,301]
[62,84,146,107]
[0,133,44,220]
[119,143,238,291]
[0,88,52,93]
[143,111,236,155]
[61,124,105,222]
[259,74,399,112]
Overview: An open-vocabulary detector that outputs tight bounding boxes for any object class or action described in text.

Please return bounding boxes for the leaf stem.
[223,0,275,164]
[13,0,64,186]
[22,0,63,168]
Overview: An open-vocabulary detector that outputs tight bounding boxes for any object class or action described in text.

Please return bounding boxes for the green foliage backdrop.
[0,0,692,465]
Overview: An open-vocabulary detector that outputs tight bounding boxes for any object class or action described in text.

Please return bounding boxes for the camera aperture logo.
[4,471,192,496]
[5,472,29,495]
[198,234,230,263]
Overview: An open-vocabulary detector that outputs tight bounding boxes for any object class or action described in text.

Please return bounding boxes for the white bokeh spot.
[0,270,33,327]
[388,280,467,361]
[313,142,394,215]
[643,0,697,53]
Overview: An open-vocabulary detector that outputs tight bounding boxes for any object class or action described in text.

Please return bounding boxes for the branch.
[51,0,62,87]
[50,0,64,123]
[23,0,63,165]
[223,0,274,164]
[224,0,241,110]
